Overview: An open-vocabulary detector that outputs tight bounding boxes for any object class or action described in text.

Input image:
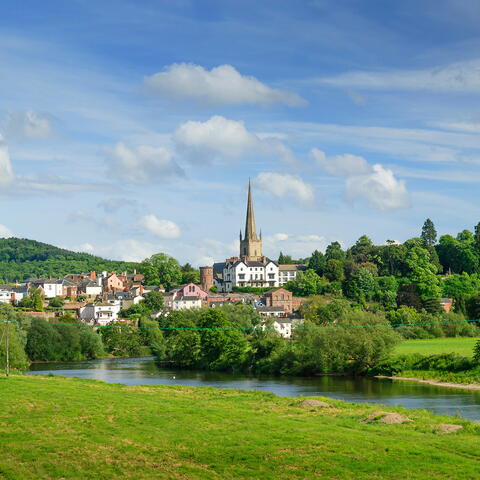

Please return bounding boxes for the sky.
[1,0,480,266]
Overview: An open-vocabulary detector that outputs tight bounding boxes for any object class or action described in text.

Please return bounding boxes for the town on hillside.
[0,183,312,338]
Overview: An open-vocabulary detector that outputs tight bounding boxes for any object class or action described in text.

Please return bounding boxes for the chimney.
[90,271,96,280]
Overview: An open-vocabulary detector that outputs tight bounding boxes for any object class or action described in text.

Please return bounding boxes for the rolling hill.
[0,238,137,282]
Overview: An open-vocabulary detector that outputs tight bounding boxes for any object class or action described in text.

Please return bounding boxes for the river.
[28,356,480,421]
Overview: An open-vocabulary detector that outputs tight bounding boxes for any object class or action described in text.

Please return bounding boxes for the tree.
[26,319,62,361]
[350,235,374,264]
[181,263,200,284]
[278,252,294,264]
[405,246,441,299]
[0,307,29,371]
[142,291,164,313]
[308,250,325,275]
[285,269,325,297]
[49,297,65,308]
[99,325,143,357]
[421,219,437,247]
[139,253,182,290]
[345,267,376,303]
[324,259,345,282]
[325,241,345,262]
[437,235,478,274]
[79,328,105,359]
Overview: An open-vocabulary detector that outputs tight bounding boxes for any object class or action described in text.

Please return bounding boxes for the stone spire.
[244,179,258,241]
[240,180,263,261]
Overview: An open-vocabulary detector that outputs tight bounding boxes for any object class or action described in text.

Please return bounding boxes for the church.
[212,181,305,293]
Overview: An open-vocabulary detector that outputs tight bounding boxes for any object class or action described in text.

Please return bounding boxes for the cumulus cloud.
[320,59,480,93]
[311,148,371,176]
[254,172,315,205]
[104,142,183,184]
[2,110,53,140]
[144,63,306,107]
[312,148,409,211]
[0,137,15,187]
[345,164,410,211]
[174,115,296,165]
[138,214,181,239]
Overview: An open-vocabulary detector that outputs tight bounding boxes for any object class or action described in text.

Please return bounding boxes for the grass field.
[0,376,479,479]
[395,337,479,357]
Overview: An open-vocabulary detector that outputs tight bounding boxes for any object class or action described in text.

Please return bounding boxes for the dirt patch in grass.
[362,411,412,424]
[434,424,463,434]
[299,399,331,408]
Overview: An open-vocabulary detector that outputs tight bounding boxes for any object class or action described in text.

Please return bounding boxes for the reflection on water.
[28,356,480,421]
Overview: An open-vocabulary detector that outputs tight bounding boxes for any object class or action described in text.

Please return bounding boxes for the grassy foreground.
[395,337,479,357]
[0,376,479,479]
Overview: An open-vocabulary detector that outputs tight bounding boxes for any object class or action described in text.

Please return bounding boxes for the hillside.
[0,375,478,479]
[0,238,137,282]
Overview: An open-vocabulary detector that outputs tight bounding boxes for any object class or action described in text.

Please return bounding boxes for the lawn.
[0,375,479,479]
[395,337,479,357]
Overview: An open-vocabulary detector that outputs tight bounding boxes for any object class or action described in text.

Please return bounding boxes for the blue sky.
[1,0,480,265]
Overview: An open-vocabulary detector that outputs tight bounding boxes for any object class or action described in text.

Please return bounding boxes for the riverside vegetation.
[0,375,479,480]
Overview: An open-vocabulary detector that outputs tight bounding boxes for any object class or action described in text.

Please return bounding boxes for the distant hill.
[0,238,137,282]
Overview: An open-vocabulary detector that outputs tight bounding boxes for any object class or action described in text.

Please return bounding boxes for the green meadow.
[395,337,479,357]
[0,375,479,479]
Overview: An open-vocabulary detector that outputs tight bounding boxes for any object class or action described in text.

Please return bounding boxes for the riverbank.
[376,375,480,390]
[1,375,479,479]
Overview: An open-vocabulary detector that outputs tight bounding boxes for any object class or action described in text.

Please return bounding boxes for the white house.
[164,295,202,311]
[79,300,122,326]
[261,318,302,339]
[30,279,63,298]
[278,265,307,286]
[214,259,280,293]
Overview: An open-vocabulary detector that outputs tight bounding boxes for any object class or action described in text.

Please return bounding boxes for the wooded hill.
[0,238,136,282]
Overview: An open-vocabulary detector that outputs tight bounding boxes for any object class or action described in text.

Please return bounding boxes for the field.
[0,376,479,479]
[395,337,479,357]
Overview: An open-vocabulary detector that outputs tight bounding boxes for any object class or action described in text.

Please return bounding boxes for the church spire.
[244,179,258,240]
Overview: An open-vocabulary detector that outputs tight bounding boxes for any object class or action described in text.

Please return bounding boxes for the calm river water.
[29,356,480,421]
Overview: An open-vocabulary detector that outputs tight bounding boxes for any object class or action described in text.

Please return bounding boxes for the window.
[238,274,245,280]
[268,274,274,279]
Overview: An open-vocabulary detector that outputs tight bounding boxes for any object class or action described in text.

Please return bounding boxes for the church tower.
[240,180,263,261]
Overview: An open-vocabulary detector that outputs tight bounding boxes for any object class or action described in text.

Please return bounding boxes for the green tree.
[0,307,29,371]
[350,235,374,263]
[99,325,143,357]
[421,218,437,247]
[181,263,200,284]
[285,269,325,297]
[324,259,345,282]
[325,241,345,262]
[26,319,62,361]
[308,250,325,275]
[345,267,376,303]
[197,309,250,371]
[79,328,105,359]
[139,253,182,290]
[49,297,65,308]
[405,246,441,299]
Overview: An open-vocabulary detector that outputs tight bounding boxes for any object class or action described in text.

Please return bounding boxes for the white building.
[278,264,307,286]
[261,318,302,339]
[164,294,202,311]
[30,279,63,298]
[215,259,279,293]
[79,300,122,326]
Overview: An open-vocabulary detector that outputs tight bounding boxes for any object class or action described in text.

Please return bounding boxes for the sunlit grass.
[395,337,479,357]
[0,375,479,479]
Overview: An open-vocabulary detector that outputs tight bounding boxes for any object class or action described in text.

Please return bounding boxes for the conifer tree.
[421,218,437,246]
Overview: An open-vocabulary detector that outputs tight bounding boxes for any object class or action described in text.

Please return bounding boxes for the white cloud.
[79,239,162,263]
[254,172,315,205]
[174,115,296,165]
[345,164,410,211]
[0,224,13,238]
[2,110,53,140]
[263,232,327,258]
[312,147,409,211]
[71,242,95,253]
[144,63,306,107]
[320,59,480,93]
[434,121,480,133]
[104,142,183,184]
[311,148,371,176]
[0,137,15,187]
[138,214,181,239]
